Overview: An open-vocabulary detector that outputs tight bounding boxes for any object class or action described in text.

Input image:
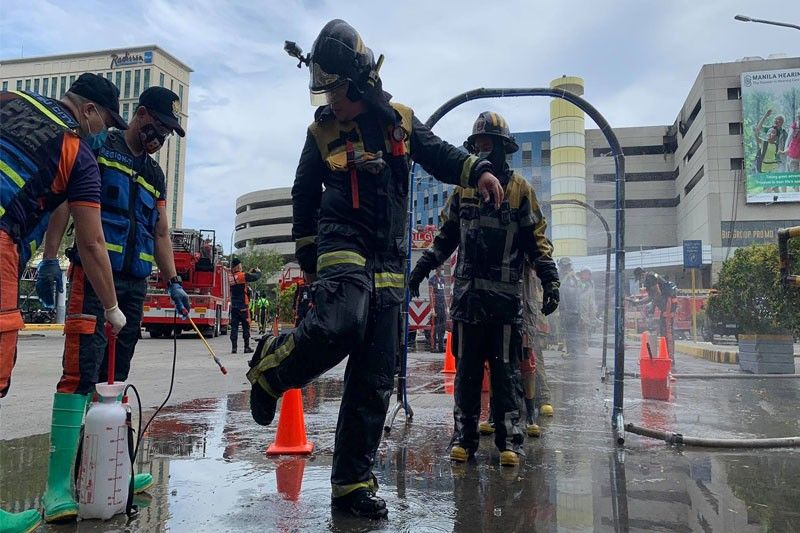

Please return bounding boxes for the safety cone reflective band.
[266,388,314,455]
[276,458,306,501]
[442,332,456,374]
[638,331,652,360]
[657,336,671,361]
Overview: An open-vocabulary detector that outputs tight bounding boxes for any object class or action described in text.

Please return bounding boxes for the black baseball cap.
[68,73,127,130]
[231,257,241,267]
[138,87,185,137]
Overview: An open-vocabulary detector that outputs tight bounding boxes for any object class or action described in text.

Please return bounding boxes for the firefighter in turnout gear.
[409,111,560,467]
[428,266,447,352]
[0,73,128,533]
[36,86,189,523]
[247,19,504,519]
[558,257,583,356]
[230,257,261,353]
[628,267,677,366]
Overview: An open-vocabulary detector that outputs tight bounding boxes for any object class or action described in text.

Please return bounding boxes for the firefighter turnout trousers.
[230,307,251,348]
[0,231,25,398]
[247,264,399,498]
[451,320,524,454]
[57,265,147,394]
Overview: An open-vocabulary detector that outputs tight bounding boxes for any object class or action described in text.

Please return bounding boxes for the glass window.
[69,75,76,86]
[33,78,40,93]
[51,77,58,98]
[24,79,31,91]
[143,68,150,89]
[124,70,131,99]
[60,76,66,96]
[728,122,743,135]
[123,103,129,122]
[159,73,165,87]
[106,72,112,81]
[170,79,174,91]
[16,80,22,90]
[42,78,48,96]
[178,84,183,105]
[1,81,7,91]
[133,69,141,96]
[115,71,122,92]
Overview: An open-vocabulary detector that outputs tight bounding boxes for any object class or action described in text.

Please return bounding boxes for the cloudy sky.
[0,0,795,249]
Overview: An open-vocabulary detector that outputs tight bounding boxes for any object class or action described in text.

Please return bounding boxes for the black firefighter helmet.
[464,111,519,154]
[308,19,377,106]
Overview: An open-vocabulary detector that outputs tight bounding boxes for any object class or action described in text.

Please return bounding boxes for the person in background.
[229,257,261,353]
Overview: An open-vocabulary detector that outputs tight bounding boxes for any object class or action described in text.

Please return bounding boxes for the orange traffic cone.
[442,332,456,374]
[266,388,314,455]
[639,331,652,360]
[275,458,306,501]
[657,336,671,361]
[482,363,490,392]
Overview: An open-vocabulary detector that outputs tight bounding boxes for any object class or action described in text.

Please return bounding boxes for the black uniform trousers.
[451,320,524,454]
[230,307,251,347]
[252,270,398,496]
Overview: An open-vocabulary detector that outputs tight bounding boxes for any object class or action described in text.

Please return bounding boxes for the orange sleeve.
[156,199,167,207]
[68,201,100,209]
[51,134,80,195]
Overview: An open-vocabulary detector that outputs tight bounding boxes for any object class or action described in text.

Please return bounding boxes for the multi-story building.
[0,45,192,227]
[234,187,293,260]
[413,55,800,287]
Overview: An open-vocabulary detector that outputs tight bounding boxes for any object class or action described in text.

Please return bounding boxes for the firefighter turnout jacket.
[292,102,491,303]
[414,170,558,324]
[231,270,262,310]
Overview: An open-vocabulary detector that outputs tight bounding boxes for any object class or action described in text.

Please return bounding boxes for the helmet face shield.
[309,61,346,106]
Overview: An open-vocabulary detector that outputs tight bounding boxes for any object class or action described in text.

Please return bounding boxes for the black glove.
[408,267,427,298]
[541,282,560,316]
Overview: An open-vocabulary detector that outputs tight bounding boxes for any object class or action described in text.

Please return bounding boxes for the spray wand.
[180,309,227,374]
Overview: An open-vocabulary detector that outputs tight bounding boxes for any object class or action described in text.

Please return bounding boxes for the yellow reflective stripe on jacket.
[97,156,135,176]
[135,176,160,198]
[11,91,69,129]
[375,272,405,289]
[139,252,155,263]
[317,250,366,271]
[460,155,478,188]
[106,243,123,253]
[28,240,37,257]
[295,235,316,250]
[0,160,25,188]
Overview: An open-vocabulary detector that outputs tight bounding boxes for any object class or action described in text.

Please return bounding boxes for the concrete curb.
[675,341,738,364]
[22,324,63,331]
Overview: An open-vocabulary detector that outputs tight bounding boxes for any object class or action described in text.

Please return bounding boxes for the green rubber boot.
[42,393,88,523]
[0,508,41,533]
[134,473,154,494]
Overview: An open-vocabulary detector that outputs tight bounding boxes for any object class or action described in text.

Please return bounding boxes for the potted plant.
[708,243,800,373]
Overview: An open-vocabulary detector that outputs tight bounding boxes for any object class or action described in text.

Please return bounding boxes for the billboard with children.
[741,68,800,203]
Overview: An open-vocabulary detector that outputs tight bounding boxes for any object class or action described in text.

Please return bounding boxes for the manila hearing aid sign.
[741,68,800,203]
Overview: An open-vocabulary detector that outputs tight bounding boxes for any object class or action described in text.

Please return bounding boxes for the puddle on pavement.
[2,354,800,531]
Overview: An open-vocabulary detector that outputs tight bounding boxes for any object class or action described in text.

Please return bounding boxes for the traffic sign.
[683,240,702,269]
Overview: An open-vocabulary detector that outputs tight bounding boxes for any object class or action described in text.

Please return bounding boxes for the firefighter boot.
[331,475,387,519]
[0,509,41,533]
[449,445,470,463]
[134,473,154,493]
[231,340,237,354]
[540,403,554,417]
[524,398,541,438]
[43,393,87,523]
[500,450,520,467]
[243,338,253,354]
[246,337,278,426]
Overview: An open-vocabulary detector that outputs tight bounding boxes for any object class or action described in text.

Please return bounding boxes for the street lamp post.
[734,14,800,31]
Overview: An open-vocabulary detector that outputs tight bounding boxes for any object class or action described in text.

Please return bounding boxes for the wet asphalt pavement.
[2,340,800,532]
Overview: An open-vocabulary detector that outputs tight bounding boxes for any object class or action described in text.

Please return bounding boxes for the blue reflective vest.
[0,90,81,268]
[92,132,165,279]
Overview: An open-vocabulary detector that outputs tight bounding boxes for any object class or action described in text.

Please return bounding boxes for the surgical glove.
[36,259,63,308]
[104,305,127,334]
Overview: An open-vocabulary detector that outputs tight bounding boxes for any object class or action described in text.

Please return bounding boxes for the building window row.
[593,169,679,182]
[594,196,680,209]
[729,122,743,135]
[684,132,703,162]
[684,166,704,196]
[593,144,674,158]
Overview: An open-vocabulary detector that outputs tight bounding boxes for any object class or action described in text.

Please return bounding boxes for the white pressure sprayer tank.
[77,325,131,520]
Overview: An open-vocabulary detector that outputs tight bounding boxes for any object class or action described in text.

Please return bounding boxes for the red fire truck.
[141,229,231,338]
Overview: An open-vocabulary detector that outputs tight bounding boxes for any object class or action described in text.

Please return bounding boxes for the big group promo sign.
[721,220,800,247]
[741,68,800,203]
[110,50,152,69]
